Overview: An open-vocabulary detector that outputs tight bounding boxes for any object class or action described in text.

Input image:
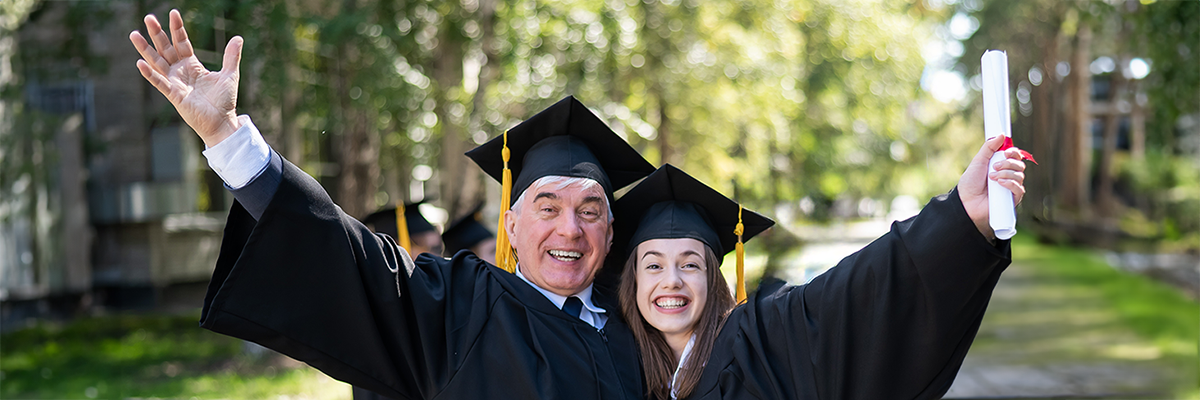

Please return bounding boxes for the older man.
[130,10,653,400]
[132,7,1037,400]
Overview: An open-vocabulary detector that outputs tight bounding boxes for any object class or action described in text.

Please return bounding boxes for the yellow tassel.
[735,205,746,304]
[395,200,412,254]
[494,130,517,273]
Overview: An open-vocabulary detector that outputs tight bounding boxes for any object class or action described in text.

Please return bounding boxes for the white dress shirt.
[201,115,270,189]
[669,333,697,400]
[515,265,608,329]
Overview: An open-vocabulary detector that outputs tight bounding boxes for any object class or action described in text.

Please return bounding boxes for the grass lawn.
[0,312,350,399]
[2,233,1196,399]
[1012,234,1200,398]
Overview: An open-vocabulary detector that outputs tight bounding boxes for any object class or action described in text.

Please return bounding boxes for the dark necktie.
[562,296,583,319]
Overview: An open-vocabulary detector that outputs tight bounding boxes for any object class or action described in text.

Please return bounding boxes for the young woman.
[615,141,1026,399]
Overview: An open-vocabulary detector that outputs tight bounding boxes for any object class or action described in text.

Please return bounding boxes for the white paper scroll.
[981,50,1016,240]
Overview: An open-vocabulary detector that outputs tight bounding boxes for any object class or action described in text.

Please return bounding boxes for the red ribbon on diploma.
[1000,136,1037,165]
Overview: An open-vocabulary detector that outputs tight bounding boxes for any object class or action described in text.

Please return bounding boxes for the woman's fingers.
[995,178,1026,206]
[989,169,1024,182]
[992,157,1026,173]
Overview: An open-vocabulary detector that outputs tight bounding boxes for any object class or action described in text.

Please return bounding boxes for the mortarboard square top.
[363,201,436,239]
[613,164,774,264]
[465,96,655,205]
[442,203,495,254]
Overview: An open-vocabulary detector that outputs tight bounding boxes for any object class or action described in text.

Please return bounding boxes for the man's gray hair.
[511,176,614,222]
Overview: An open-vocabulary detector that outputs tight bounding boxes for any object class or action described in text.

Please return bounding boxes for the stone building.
[1,1,230,326]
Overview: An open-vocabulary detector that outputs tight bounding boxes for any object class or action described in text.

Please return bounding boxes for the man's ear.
[504,208,518,240]
[605,221,614,253]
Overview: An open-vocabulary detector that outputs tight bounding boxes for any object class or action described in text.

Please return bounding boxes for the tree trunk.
[1029,32,1061,221]
[280,1,303,164]
[329,23,379,218]
[1096,59,1126,218]
[434,25,469,218]
[463,0,499,216]
[1095,77,1124,217]
[654,87,671,166]
[1129,80,1145,160]
[1060,25,1092,212]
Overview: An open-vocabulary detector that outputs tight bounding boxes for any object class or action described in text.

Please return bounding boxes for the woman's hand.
[957,135,1028,241]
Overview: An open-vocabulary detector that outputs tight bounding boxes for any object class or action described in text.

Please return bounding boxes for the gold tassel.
[735,205,746,304]
[494,130,517,273]
[395,200,412,254]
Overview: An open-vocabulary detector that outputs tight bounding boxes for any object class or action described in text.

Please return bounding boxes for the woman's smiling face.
[635,238,710,340]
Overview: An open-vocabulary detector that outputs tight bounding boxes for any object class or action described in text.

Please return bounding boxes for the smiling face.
[634,238,710,343]
[505,177,613,297]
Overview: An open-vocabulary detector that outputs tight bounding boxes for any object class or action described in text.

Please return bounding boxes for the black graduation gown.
[685,190,1010,400]
[199,159,642,400]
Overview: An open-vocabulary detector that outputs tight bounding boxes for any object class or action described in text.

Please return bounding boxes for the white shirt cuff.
[201,115,270,189]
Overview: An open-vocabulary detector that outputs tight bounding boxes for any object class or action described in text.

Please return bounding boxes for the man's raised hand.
[130,9,243,147]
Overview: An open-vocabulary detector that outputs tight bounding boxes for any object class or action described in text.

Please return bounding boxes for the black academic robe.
[199,159,642,400]
[685,190,1010,400]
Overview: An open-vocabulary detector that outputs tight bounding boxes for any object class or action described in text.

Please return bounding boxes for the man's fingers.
[221,36,244,76]
[169,10,195,59]
[129,31,172,76]
[136,59,173,99]
[144,14,178,64]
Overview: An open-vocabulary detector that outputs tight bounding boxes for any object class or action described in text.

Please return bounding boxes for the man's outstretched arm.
[130,9,243,147]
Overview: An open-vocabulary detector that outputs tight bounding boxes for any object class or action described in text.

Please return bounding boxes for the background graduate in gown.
[441,203,498,264]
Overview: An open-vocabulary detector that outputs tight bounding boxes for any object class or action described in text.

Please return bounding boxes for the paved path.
[943,261,1176,398]
[780,220,1184,399]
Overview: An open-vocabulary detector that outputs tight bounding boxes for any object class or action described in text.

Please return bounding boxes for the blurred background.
[0,0,1196,398]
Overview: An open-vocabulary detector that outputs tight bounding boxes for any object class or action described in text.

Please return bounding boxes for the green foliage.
[1133,0,1200,146]
[0,313,349,399]
[960,0,1200,247]
[1119,148,1200,249]
[151,0,957,218]
[480,0,948,219]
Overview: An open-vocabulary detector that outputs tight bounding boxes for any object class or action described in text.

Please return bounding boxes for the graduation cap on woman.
[363,200,437,255]
[465,96,656,273]
[613,164,774,303]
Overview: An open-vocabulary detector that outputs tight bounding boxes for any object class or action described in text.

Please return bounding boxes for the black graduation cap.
[612,164,774,302]
[464,95,656,205]
[463,95,656,273]
[362,201,436,242]
[442,203,494,255]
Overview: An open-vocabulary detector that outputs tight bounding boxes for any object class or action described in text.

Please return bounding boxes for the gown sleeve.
[730,188,1010,399]
[199,157,496,400]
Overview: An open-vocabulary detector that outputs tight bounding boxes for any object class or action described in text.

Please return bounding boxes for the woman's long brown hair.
[618,244,735,400]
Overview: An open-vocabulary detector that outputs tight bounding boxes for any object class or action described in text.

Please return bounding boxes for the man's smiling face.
[506,177,613,296]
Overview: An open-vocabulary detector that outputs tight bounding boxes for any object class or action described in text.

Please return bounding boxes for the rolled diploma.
[981,50,1016,240]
